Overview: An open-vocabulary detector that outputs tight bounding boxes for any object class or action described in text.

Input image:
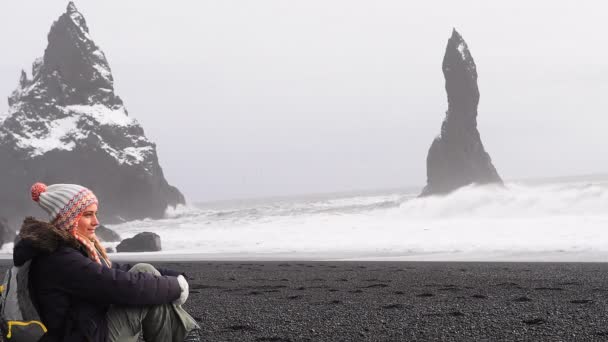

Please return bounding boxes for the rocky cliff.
[421,29,502,196]
[0,2,185,228]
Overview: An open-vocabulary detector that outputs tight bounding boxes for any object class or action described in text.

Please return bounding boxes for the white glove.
[174,275,189,306]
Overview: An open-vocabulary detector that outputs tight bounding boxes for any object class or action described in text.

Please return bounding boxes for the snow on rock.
[457,42,467,60]
[64,104,134,127]
[0,2,185,229]
[13,115,80,156]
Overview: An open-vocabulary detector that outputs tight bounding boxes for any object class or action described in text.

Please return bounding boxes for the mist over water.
[84,176,608,261]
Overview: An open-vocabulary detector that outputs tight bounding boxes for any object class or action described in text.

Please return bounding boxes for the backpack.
[0,260,47,341]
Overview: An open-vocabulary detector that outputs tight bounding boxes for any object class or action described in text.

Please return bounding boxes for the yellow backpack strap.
[6,320,48,338]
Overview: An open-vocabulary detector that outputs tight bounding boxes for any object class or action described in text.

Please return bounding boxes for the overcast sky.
[0,1,607,202]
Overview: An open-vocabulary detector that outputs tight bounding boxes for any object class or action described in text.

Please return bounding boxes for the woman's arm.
[47,248,182,306]
[111,261,132,272]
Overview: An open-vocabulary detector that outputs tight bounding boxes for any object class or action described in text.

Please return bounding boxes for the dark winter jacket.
[13,217,183,342]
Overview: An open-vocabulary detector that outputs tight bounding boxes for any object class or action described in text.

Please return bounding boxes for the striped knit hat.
[31,182,98,231]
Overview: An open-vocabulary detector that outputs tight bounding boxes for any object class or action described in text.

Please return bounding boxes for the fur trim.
[19,217,81,253]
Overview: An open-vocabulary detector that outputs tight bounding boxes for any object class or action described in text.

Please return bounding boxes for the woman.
[13,183,202,342]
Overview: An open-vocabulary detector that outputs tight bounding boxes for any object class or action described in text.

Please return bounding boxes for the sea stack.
[421,29,502,196]
[0,2,185,228]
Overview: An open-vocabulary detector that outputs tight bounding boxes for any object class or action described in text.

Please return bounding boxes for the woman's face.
[76,203,99,240]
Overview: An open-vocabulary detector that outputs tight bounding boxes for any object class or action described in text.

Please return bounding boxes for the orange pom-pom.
[31,182,47,202]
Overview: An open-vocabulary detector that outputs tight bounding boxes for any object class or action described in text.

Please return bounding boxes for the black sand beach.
[3,261,608,341]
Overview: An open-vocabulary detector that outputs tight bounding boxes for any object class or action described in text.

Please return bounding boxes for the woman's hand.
[174,275,189,306]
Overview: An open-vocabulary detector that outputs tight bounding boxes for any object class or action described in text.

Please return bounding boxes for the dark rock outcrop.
[421,29,502,196]
[0,3,185,229]
[116,232,162,252]
[0,217,15,248]
[95,224,121,242]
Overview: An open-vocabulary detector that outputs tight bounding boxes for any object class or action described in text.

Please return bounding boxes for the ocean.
[86,175,608,261]
[2,176,606,261]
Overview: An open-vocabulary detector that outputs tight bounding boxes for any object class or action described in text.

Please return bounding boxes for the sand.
[2,260,608,341]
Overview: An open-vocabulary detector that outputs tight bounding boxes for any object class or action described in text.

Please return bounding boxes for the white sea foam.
[104,179,608,261]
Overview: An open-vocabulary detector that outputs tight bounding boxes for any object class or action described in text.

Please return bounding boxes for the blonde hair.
[93,237,112,267]
[70,217,112,267]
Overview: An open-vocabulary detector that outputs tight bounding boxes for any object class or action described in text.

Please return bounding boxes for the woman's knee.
[128,263,161,276]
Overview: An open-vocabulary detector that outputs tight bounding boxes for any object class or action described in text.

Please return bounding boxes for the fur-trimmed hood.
[13,217,81,266]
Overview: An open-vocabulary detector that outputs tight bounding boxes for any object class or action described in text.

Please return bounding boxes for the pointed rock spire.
[9,0,116,107]
[18,70,28,88]
[421,29,502,196]
[66,2,77,13]
[0,3,185,228]
[442,28,478,117]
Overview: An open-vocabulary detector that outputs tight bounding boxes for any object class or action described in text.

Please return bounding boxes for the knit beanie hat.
[31,182,98,231]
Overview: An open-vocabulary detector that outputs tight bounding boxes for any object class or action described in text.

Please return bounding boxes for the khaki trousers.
[105,263,199,342]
